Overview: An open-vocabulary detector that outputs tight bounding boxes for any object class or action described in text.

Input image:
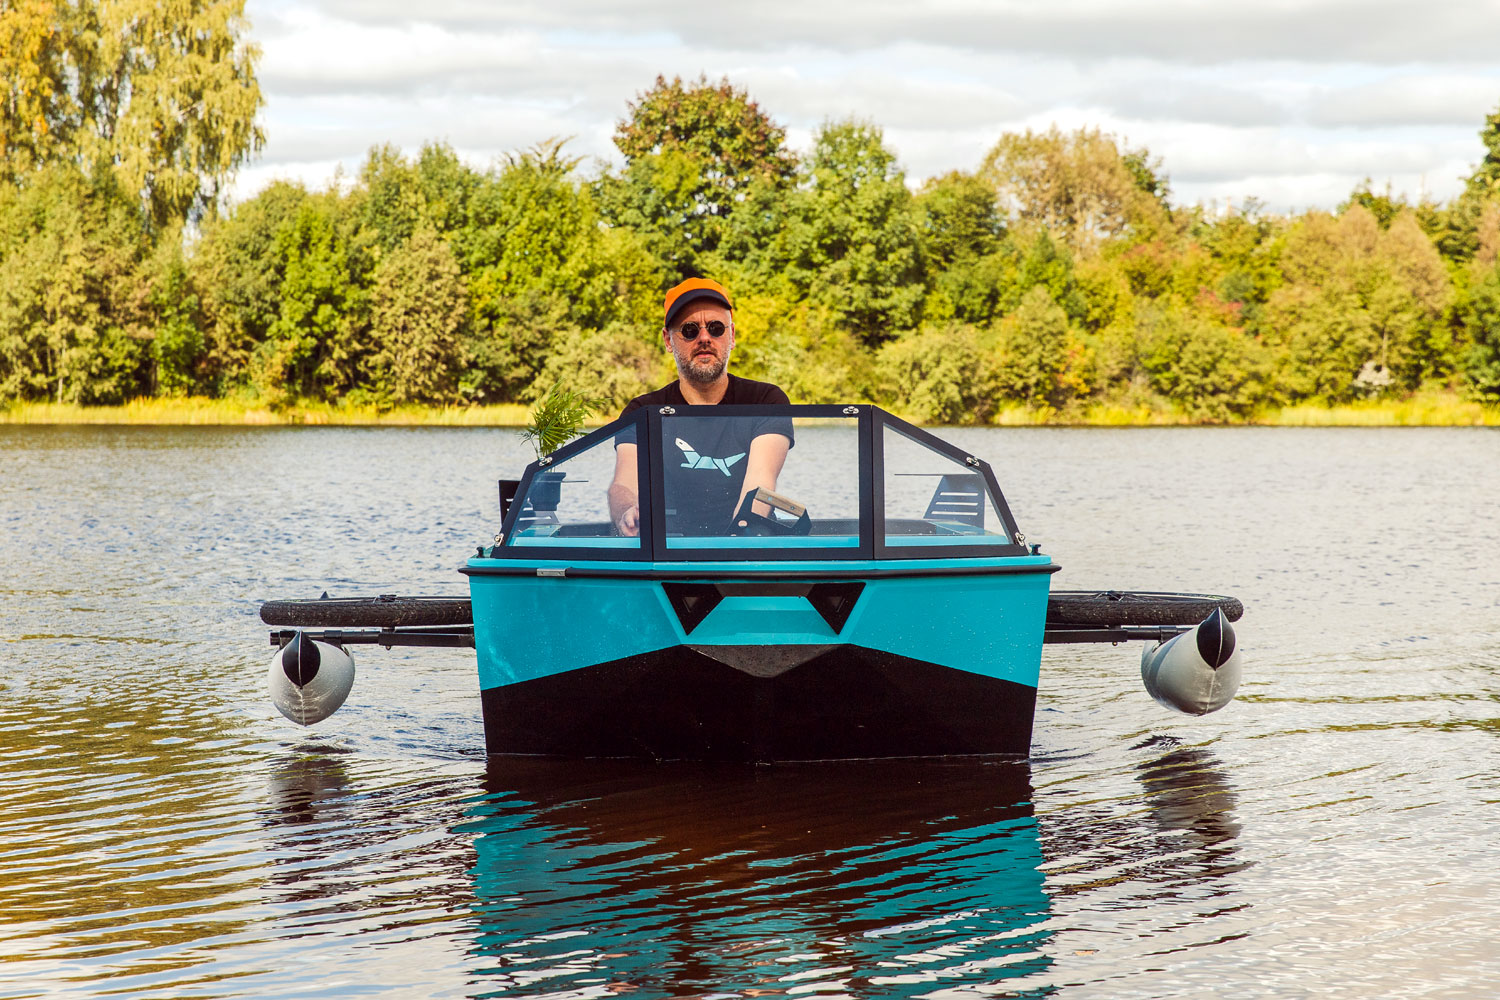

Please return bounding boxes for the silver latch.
[659,406,676,415]
[1014,532,1026,545]
[538,455,554,467]
[842,406,860,415]
[965,455,980,467]
[537,567,567,578]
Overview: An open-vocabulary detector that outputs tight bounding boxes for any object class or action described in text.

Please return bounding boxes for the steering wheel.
[729,487,812,536]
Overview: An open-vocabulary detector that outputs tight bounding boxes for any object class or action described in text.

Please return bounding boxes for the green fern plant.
[522,381,604,460]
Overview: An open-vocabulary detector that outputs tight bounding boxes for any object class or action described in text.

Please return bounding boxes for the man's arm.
[739,433,792,518]
[607,443,640,536]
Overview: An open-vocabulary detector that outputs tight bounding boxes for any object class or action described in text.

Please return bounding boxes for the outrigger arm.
[269,626,475,649]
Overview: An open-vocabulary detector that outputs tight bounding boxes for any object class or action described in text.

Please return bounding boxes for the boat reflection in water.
[460,757,1054,997]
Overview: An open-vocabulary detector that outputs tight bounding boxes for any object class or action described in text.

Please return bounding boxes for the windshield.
[505,423,642,551]
[881,423,1013,547]
[494,405,1023,560]
[660,413,860,549]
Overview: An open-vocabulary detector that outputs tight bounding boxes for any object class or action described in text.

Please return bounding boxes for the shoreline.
[1,393,1495,428]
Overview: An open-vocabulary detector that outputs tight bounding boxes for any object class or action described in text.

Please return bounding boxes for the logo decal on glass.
[676,437,745,477]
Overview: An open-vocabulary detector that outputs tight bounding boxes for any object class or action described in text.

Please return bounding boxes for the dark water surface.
[1,425,1496,999]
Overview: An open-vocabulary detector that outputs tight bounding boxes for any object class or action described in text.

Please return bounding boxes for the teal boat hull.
[464,556,1054,761]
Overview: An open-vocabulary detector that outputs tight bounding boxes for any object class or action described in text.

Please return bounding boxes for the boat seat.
[922,474,985,529]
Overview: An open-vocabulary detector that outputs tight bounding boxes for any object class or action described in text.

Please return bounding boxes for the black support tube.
[270,627,476,649]
[1043,625,1187,644]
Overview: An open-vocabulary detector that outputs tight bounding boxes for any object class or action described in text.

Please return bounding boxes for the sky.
[235,0,1500,214]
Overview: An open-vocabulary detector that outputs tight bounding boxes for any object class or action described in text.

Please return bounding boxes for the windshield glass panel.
[661,414,860,549]
[882,424,1010,547]
[506,425,641,550]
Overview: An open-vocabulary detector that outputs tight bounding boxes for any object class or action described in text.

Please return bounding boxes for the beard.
[677,348,727,384]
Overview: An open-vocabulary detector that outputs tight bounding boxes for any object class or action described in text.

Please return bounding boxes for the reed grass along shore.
[3,392,1493,428]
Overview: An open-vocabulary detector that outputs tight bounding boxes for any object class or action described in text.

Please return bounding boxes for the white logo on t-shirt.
[676,437,745,477]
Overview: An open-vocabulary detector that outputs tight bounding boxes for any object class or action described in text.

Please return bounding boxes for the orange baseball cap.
[663,277,732,327]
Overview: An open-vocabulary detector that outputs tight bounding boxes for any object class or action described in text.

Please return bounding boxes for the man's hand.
[616,503,640,537]
[740,433,792,519]
[608,443,640,537]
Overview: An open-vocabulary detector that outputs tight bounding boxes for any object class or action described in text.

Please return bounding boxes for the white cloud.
[1082,78,1291,128]
[239,0,1500,212]
[304,0,1500,65]
[1306,73,1500,127]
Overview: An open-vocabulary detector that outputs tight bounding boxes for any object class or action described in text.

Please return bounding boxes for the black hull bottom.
[481,645,1036,761]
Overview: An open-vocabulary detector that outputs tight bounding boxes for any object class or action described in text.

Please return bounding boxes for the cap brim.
[664,290,731,327]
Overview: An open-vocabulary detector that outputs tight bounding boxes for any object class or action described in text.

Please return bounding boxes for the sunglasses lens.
[678,321,726,340]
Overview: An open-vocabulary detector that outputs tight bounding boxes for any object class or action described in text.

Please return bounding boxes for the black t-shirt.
[617,375,794,536]
[618,373,790,415]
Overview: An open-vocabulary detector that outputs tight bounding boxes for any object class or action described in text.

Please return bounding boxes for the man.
[608,278,792,537]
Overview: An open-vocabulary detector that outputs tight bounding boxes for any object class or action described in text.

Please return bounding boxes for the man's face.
[665,301,734,384]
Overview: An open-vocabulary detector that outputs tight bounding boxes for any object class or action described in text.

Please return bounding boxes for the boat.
[261,403,1244,760]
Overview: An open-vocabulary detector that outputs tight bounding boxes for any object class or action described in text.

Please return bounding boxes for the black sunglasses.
[676,320,727,340]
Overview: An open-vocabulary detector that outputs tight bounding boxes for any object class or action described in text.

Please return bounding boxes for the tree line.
[2,7,1499,420]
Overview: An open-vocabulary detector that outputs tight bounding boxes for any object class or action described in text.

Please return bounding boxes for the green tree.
[255,196,365,403]
[594,145,708,279]
[1461,265,1500,402]
[1435,102,1500,263]
[876,323,997,424]
[1192,204,1284,336]
[414,142,478,239]
[1342,179,1407,229]
[924,246,1020,327]
[916,170,1013,326]
[365,226,466,405]
[147,235,205,395]
[1265,206,1451,400]
[467,140,589,293]
[1463,103,1500,203]
[191,180,309,394]
[1459,207,1500,401]
[614,74,796,221]
[1136,301,1267,419]
[1015,229,1085,321]
[604,76,795,278]
[979,126,1170,252]
[0,164,151,403]
[528,322,662,409]
[1123,148,1172,210]
[780,120,925,341]
[712,171,797,292]
[355,144,425,255]
[917,170,1005,268]
[461,139,661,402]
[462,140,590,400]
[729,294,872,404]
[994,286,1072,408]
[1,0,264,228]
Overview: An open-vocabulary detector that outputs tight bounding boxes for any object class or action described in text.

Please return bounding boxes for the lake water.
[1,424,1496,999]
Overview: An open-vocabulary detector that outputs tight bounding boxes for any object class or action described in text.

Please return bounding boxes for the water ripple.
[2,426,1498,997]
